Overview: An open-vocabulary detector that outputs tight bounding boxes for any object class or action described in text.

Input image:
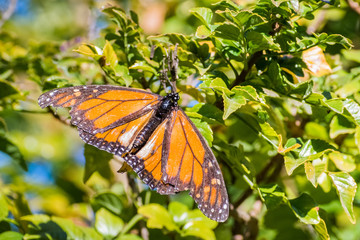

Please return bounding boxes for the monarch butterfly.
[38,83,229,222]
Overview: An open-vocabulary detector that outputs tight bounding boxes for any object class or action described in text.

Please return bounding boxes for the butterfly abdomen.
[131,115,163,153]
[130,93,178,153]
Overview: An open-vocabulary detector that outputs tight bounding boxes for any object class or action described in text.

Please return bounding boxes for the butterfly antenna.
[168,44,178,93]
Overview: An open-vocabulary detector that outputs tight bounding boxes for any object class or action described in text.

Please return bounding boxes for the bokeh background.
[1,0,360,239]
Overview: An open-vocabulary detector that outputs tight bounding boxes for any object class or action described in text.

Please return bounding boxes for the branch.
[231,51,263,88]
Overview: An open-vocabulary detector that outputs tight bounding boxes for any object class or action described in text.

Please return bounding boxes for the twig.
[231,51,263,88]
[0,0,17,28]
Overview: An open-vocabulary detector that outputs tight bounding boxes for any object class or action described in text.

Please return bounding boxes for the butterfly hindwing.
[163,109,229,222]
[125,109,229,222]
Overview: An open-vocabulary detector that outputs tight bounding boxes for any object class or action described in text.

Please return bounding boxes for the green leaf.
[259,184,287,210]
[103,40,118,68]
[323,34,352,49]
[343,99,360,126]
[0,135,27,171]
[181,209,217,240]
[196,25,212,39]
[168,201,189,225]
[95,208,124,238]
[74,43,102,58]
[138,204,179,232]
[182,222,216,240]
[189,118,213,146]
[214,22,241,41]
[328,152,355,172]
[186,103,224,124]
[246,31,280,54]
[0,80,20,99]
[0,194,8,221]
[355,126,360,152]
[222,90,246,119]
[0,232,23,240]
[289,193,320,224]
[52,216,103,240]
[113,65,133,87]
[329,115,355,139]
[328,172,357,223]
[116,234,143,240]
[299,139,335,159]
[190,7,213,25]
[232,85,259,101]
[209,77,232,95]
[92,192,123,215]
[129,61,157,75]
[342,49,360,63]
[323,99,343,113]
[305,122,328,140]
[304,158,326,187]
[313,219,330,240]
[84,144,113,183]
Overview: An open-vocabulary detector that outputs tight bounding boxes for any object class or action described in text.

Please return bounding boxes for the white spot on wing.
[119,126,138,146]
[136,134,158,160]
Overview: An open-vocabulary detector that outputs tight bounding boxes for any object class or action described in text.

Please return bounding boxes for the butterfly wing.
[163,109,229,222]
[126,108,229,222]
[38,85,162,155]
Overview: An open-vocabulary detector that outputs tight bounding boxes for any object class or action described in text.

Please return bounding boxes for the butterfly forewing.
[38,85,161,134]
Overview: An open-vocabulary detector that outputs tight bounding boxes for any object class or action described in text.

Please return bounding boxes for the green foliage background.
[1,0,360,239]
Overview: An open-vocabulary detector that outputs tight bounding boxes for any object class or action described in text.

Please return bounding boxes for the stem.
[232,51,263,88]
[119,214,144,235]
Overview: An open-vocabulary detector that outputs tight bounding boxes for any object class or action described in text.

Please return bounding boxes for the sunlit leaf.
[328,172,357,223]
[95,208,124,238]
[305,158,326,187]
[196,25,212,39]
[0,231,23,240]
[115,234,143,240]
[103,41,118,68]
[74,44,102,58]
[138,204,179,232]
[129,61,157,75]
[190,7,213,25]
[343,99,360,126]
[329,115,355,139]
[0,194,8,221]
[328,152,355,172]
[289,193,320,224]
[355,126,360,152]
[313,219,330,240]
[222,90,246,119]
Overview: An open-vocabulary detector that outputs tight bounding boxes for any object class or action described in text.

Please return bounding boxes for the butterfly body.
[38,85,229,222]
[130,93,179,154]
